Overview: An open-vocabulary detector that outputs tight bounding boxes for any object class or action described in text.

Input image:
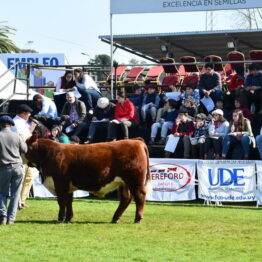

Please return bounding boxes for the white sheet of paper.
[73,89,81,99]
[164,135,180,153]
[111,119,121,124]
[201,96,215,112]
[53,91,66,96]
[165,92,181,101]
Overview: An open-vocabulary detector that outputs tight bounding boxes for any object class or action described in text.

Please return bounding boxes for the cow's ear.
[27,134,38,145]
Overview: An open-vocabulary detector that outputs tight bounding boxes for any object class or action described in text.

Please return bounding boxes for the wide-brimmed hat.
[212,109,224,116]
[97,97,109,109]
[0,115,15,126]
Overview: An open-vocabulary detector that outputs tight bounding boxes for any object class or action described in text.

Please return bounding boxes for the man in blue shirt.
[245,63,262,114]
[198,63,222,103]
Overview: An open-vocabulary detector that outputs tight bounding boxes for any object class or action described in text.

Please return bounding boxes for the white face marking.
[90,177,125,198]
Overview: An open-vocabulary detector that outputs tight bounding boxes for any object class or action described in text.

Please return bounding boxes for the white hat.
[212,109,224,116]
[97,97,109,109]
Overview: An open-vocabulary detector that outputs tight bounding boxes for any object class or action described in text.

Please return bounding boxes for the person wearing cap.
[59,92,87,137]
[245,63,262,114]
[165,108,194,158]
[198,63,222,103]
[204,109,229,159]
[33,94,58,122]
[107,92,138,141]
[190,113,209,159]
[0,116,27,225]
[222,109,255,160]
[12,104,37,209]
[85,97,115,144]
[73,68,101,115]
[141,84,160,123]
[149,99,177,146]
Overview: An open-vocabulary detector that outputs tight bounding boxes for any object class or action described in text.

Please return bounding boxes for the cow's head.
[25,135,41,167]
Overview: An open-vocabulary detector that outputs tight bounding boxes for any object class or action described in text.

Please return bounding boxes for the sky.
[1,0,240,65]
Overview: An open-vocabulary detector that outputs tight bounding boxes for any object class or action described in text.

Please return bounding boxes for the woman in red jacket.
[107,92,138,141]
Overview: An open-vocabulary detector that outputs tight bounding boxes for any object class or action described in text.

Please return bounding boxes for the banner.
[0,53,64,97]
[256,161,262,206]
[198,160,256,202]
[111,0,262,14]
[147,158,196,201]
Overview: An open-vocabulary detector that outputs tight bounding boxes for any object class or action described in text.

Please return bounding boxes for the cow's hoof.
[65,219,73,223]
[56,220,64,224]
[134,219,142,224]
[111,219,119,224]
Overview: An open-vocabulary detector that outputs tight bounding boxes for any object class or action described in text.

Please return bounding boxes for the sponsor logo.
[150,163,192,192]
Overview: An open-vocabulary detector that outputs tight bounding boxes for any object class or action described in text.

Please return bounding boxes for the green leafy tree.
[89,54,111,81]
[0,21,19,53]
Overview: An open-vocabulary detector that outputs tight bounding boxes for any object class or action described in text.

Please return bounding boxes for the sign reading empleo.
[111,0,262,14]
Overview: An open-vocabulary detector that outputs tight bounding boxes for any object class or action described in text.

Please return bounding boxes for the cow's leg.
[132,186,146,223]
[111,185,132,224]
[65,193,73,223]
[57,194,67,223]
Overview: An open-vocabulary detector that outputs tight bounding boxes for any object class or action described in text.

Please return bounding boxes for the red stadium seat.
[227,51,245,71]
[123,67,145,84]
[249,50,262,68]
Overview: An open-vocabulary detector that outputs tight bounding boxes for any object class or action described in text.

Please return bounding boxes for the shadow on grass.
[15,220,111,225]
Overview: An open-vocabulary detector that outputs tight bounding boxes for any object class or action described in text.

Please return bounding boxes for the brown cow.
[25,136,151,223]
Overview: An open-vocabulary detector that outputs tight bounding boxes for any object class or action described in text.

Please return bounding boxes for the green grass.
[0,198,261,262]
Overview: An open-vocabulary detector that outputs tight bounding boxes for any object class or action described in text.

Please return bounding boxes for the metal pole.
[110,13,114,99]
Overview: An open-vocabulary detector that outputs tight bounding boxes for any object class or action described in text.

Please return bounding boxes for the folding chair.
[123,67,145,84]
[159,58,180,92]
[249,50,262,68]
[144,65,164,85]
[180,56,200,89]
[227,51,245,71]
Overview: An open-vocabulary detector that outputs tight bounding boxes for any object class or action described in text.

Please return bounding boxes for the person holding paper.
[179,97,197,119]
[149,99,177,145]
[107,92,137,141]
[204,109,229,160]
[164,108,194,158]
[141,84,160,123]
[222,110,255,160]
[198,63,222,103]
[58,92,87,137]
[85,97,115,144]
[54,71,75,114]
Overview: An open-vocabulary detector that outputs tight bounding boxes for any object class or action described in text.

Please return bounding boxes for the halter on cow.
[25,137,151,223]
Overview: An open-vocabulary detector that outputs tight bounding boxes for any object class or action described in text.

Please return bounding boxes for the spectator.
[129,86,144,123]
[141,84,160,123]
[48,125,63,142]
[190,113,209,159]
[204,109,229,159]
[32,94,58,128]
[165,108,194,158]
[222,110,255,160]
[179,97,197,119]
[85,97,115,144]
[256,127,262,159]
[12,104,37,209]
[74,68,101,114]
[230,98,252,122]
[228,65,247,106]
[198,63,222,103]
[54,71,75,113]
[59,135,70,144]
[0,116,27,225]
[181,86,200,105]
[107,92,137,141]
[212,99,229,120]
[149,99,177,145]
[59,92,87,137]
[70,136,80,144]
[245,63,262,113]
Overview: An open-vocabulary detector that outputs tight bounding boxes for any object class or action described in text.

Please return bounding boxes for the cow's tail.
[144,144,152,196]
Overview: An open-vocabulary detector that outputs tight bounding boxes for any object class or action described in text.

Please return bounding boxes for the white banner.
[198,160,256,202]
[256,161,262,206]
[111,0,262,14]
[147,158,196,201]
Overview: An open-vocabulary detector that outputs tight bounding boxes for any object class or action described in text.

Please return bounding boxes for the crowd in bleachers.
[27,61,262,160]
